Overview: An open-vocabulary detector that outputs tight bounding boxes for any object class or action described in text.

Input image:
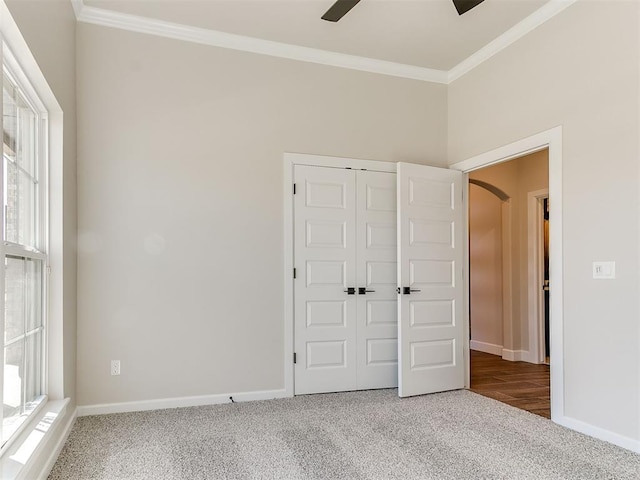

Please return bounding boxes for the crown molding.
[72,0,579,85]
[74,2,448,83]
[70,0,83,19]
[448,0,579,82]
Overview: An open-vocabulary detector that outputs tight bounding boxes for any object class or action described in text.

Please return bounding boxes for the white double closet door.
[294,166,397,394]
[293,162,464,397]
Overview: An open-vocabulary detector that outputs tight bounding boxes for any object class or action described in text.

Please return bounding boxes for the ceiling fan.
[322,0,485,22]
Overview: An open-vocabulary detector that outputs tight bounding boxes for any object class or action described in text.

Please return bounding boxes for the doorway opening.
[466,148,551,418]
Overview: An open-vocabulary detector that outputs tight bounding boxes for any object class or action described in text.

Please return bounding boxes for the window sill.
[2,395,48,453]
[0,398,73,480]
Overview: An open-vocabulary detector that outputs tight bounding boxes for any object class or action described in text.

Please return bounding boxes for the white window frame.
[0,45,50,453]
[0,3,68,477]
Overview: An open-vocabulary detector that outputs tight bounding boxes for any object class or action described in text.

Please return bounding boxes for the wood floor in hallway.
[469,350,550,419]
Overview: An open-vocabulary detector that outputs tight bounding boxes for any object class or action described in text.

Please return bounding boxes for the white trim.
[448,0,579,82]
[555,415,640,454]
[462,177,470,389]
[527,189,549,365]
[282,153,397,397]
[451,137,549,173]
[0,4,61,112]
[0,8,67,480]
[70,0,84,19]
[77,389,288,417]
[469,340,503,356]
[46,108,64,401]
[70,0,579,85]
[520,351,540,365]
[23,405,76,480]
[3,245,47,261]
[0,396,48,456]
[547,128,563,423]
[501,349,527,362]
[450,126,564,423]
[501,200,514,355]
[3,47,47,114]
[282,157,294,398]
[74,3,446,83]
[0,0,65,404]
[0,398,72,480]
[285,152,397,173]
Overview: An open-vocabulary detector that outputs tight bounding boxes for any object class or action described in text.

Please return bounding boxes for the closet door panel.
[397,162,464,398]
[356,170,398,390]
[294,166,357,394]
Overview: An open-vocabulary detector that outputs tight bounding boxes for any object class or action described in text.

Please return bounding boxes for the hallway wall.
[469,183,504,354]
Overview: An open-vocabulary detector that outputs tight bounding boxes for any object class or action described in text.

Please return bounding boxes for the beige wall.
[30,0,636,448]
[5,0,77,403]
[450,0,639,441]
[469,150,548,355]
[75,23,447,406]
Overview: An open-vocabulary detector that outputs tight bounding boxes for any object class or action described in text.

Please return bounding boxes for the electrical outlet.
[593,261,615,279]
[111,360,121,376]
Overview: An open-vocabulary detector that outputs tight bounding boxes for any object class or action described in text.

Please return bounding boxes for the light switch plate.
[593,261,615,279]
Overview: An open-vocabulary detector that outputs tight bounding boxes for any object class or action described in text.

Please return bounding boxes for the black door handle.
[398,287,421,295]
[358,287,376,295]
[344,287,356,295]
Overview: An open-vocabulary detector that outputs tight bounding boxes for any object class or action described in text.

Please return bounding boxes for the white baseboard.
[518,349,540,364]
[555,415,640,453]
[77,388,289,417]
[502,349,527,361]
[470,340,503,356]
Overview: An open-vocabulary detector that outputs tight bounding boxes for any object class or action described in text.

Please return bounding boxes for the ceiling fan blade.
[322,0,362,22]
[452,0,485,15]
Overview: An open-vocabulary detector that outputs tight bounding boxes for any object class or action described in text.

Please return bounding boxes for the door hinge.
[293,183,296,194]
[293,268,297,279]
[293,352,297,364]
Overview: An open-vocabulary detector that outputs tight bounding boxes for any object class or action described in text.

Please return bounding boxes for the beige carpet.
[49,389,640,479]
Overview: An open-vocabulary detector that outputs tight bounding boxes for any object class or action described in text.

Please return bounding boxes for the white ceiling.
[83,0,551,71]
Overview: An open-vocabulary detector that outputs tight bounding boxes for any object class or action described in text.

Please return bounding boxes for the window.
[1,67,47,446]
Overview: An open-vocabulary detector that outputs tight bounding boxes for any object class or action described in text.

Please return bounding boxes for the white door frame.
[450,126,563,421]
[284,127,563,420]
[527,189,549,364]
[501,199,514,360]
[283,153,396,397]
